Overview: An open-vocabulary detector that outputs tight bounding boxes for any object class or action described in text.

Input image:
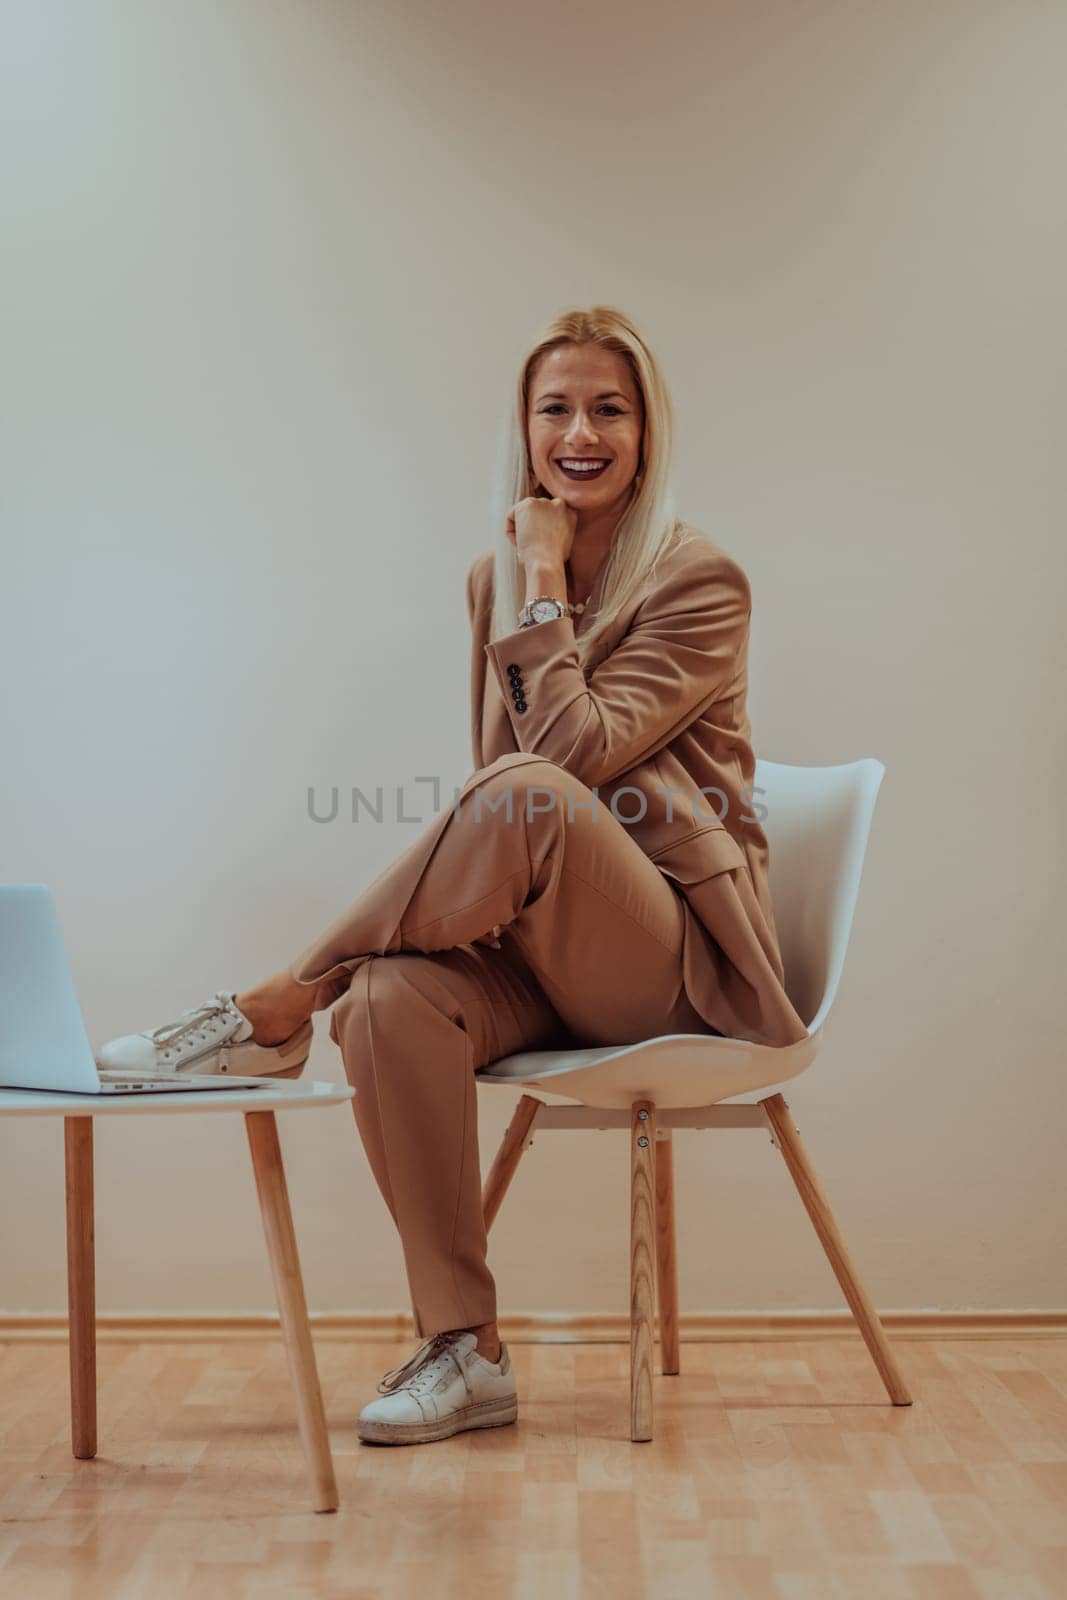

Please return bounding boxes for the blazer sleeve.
[483,551,751,790]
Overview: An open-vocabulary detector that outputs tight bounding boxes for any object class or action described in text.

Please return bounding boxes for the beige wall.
[2,0,1064,1320]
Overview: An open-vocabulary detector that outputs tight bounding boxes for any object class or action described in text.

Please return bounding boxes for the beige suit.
[288,524,805,1338]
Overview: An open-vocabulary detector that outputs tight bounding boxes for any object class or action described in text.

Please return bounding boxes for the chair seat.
[476,1028,819,1110]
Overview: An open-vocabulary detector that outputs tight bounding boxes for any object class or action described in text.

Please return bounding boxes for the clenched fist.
[506,495,577,573]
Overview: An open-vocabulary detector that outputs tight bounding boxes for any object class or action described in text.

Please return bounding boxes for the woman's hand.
[506,495,578,574]
[473,924,503,950]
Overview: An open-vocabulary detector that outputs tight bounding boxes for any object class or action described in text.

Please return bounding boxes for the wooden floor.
[0,1336,1064,1598]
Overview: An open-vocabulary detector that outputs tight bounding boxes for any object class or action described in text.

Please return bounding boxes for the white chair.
[476,757,912,1440]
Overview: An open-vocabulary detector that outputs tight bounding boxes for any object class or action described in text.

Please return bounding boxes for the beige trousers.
[287,753,712,1339]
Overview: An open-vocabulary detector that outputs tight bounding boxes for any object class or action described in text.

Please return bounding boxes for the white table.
[0,1078,354,1513]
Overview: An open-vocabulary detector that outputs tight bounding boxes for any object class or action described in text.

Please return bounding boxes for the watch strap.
[518,595,574,627]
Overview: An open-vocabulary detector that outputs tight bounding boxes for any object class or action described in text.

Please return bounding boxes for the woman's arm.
[481,547,751,790]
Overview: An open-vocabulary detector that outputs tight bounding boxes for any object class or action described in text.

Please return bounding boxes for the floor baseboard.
[1,1309,1063,1342]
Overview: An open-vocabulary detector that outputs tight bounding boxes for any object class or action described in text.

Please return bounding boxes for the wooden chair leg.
[760,1093,912,1405]
[654,1130,680,1376]
[482,1093,542,1232]
[630,1099,656,1441]
[64,1116,96,1460]
[245,1111,339,1512]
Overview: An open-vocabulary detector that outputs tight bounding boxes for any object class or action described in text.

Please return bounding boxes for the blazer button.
[514,698,528,713]
[511,687,524,703]
[506,664,521,677]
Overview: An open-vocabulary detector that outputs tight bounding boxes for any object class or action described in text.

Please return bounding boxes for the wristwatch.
[519,595,574,628]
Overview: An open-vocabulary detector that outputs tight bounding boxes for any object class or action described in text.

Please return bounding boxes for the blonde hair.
[487,305,690,668]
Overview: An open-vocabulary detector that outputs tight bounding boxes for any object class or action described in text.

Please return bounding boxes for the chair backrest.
[753,757,886,1034]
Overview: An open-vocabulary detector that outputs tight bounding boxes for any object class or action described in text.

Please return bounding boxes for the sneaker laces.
[376,1332,474,1398]
[150,991,245,1052]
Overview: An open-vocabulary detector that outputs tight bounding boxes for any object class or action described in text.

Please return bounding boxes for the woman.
[96,306,807,1447]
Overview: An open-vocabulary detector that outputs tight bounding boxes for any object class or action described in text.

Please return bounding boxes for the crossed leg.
[239,754,710,1338]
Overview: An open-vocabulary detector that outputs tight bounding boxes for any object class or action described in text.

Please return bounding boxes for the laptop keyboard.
[97,1069,268,1087]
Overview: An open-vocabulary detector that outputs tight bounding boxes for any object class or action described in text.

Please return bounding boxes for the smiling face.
[526,342,645,511]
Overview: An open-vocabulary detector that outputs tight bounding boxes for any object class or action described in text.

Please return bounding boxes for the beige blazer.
[466,525,808,1049]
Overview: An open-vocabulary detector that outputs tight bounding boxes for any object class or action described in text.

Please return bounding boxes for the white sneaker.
[93,990,313,1078]
[357,1330,517,1446]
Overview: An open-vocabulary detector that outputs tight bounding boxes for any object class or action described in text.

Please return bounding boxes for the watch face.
[532,599,563,622]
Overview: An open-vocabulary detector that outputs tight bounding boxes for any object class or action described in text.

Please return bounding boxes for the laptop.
[0,884,272,1095]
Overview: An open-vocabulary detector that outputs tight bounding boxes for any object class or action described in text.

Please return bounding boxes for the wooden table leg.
[244,1110,339,1512]
[64,1116,96,1459]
